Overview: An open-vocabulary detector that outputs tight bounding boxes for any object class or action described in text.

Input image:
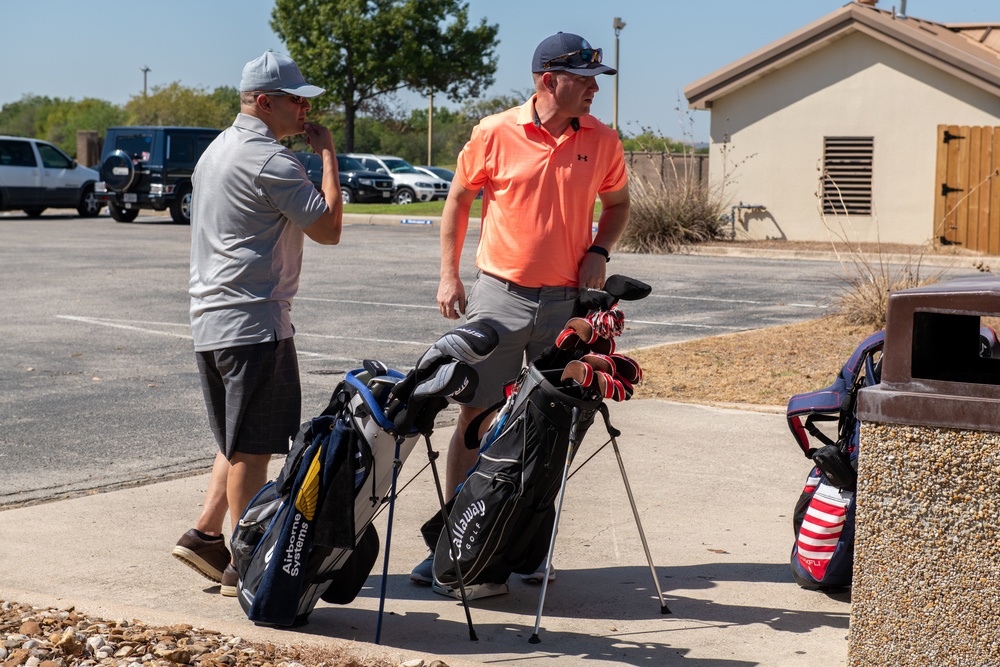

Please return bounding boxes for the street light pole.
[428,90,433,166]
[612,17,625,132]
[140,65,151,96]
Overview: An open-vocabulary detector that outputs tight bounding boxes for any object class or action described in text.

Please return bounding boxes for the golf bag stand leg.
[599,403,671,614]
[374,435,405,644]
[529,406,583,645]
[423,434,478,641]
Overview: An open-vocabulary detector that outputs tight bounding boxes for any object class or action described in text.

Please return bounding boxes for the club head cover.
[614,376,635,401]
[427,320,500,366]
[587,305,625,339]
[412,359,478,402]
[362,359,389,379]
[609,353,643,384]
[603,274,652,302]
[577,287,617,313]
[561,359,595,388]
[556,318,615,355]
[580,353,614,376]
[594,371,630,402]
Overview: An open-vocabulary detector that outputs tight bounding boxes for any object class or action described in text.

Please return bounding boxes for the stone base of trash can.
[850,422,1000,666]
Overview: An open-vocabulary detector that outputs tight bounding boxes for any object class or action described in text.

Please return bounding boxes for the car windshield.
[382,158,419,174]
[113,133,154,162]
[337,156,365,171]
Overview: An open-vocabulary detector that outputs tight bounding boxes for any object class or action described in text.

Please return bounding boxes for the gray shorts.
[195,338,301,459]
[464,272,578,408]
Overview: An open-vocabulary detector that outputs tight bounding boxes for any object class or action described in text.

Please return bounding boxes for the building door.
[934,125,1000,253]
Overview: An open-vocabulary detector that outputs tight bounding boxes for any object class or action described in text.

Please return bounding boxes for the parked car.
[415,165,455,183]
[94,126,221,224]
[0,135,103,218]
[345,153,449,204]
[293,153,396,204]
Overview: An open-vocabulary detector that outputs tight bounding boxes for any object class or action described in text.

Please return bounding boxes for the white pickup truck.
[0,135,103,218]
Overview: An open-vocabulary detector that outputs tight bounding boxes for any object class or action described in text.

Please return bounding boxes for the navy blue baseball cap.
[531,32,616,76]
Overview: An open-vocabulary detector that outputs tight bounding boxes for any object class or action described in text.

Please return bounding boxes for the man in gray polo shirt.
[172,50,343,596]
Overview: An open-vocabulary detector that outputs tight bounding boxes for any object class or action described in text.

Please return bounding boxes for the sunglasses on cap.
[257,91,307,105]
[541,47,603,70]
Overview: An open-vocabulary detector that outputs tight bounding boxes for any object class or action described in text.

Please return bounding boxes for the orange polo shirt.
[454,96,627,288]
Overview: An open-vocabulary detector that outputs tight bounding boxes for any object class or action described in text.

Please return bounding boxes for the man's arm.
[579,185,630,289]
[302,123,343,245]
[437,184,479,319]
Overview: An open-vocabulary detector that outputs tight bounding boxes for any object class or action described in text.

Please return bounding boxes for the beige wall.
[705,31,1000,244]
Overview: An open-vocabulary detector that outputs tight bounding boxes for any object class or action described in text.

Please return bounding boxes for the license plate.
[123,193,138,203]
[382,192,390,197]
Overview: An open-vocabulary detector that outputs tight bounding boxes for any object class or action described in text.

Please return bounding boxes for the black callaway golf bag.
[230,321,498,630]
[422,275,669,642]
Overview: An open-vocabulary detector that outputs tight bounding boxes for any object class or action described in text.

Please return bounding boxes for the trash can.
[851,276,1000,666]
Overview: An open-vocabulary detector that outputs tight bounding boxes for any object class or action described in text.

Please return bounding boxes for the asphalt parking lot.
[0,209,975,509]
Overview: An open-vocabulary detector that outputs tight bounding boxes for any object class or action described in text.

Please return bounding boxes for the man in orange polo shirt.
[410,31,630,594]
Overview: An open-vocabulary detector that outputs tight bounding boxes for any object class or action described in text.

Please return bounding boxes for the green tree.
[270,0,499,152]
[124,82,235,128]
[39,98,126,155]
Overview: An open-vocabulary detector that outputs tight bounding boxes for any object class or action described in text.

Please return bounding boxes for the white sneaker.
[519,564,556,584]
[432,580,509,600]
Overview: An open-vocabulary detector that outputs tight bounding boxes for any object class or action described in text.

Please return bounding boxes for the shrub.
[820,172,939,328]
[618,172,727,253]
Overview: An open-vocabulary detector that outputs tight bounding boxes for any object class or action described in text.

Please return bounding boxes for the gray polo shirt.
[189,113,327,352]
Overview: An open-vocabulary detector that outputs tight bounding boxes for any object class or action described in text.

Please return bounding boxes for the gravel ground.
[0,600,446,667]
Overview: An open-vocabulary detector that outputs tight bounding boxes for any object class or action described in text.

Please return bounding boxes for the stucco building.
[684,0,1000,248]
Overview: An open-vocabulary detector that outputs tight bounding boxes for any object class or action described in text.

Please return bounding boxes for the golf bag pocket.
[791,478,855,588]
[810,443,857,491]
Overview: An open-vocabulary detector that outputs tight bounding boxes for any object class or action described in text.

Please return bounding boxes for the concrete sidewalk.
[0,400,850,667]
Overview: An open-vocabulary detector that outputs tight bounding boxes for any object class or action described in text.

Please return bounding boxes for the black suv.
[293,153,395,204]
[95,126,221,223]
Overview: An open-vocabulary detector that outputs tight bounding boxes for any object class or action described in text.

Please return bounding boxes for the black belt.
[481,271,535,291]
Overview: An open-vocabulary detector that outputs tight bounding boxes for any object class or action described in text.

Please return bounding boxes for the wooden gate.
[933,124,1000,253]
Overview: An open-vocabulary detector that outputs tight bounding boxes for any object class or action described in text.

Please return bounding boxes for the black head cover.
[576,275,652,314]
[604,274,652,301]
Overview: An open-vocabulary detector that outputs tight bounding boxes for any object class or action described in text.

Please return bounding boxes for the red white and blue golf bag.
[786,330,884,589]
[230,321,498,628]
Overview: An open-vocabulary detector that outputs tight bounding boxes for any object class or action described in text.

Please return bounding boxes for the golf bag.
[431,348,603,589]
[426,275,660,604]
[786,329,884,589]
[786,324,1000,589]
[231,322,499,628]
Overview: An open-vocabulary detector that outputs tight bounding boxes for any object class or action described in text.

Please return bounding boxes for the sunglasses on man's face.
[259,91,307,105]
[541,47,603,70]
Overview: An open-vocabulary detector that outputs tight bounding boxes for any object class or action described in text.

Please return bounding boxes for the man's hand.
[578,252,607,290]
[303,122,334,154]
[437,276,467,320]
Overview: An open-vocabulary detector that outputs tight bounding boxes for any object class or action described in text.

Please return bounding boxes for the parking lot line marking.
[297,297,438,310]
[57,316,429,353]
[296,332,428,346]
[628,319,746,330]
[57,315,193,339]
[647,294,824,308]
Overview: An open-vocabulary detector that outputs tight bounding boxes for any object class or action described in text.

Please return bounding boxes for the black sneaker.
[220,563,238,597]
[172,529,230,583]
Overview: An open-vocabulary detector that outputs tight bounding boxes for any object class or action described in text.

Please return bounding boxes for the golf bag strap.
[464,398,507,450]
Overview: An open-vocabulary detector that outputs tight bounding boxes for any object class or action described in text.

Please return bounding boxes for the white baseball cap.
[238,50,325,97]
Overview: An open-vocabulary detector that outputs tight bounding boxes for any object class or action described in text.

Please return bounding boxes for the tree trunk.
[344,102,356,153]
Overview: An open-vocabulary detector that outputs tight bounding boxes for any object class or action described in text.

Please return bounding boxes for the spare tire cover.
[100,150,136,193]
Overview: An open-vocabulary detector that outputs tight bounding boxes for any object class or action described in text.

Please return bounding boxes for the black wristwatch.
[587,244,610,263]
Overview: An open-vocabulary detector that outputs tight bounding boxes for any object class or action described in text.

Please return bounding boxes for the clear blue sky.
[3,0,996,143]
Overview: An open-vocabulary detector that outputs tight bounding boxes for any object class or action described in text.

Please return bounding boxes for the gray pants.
[464,272,578,408]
